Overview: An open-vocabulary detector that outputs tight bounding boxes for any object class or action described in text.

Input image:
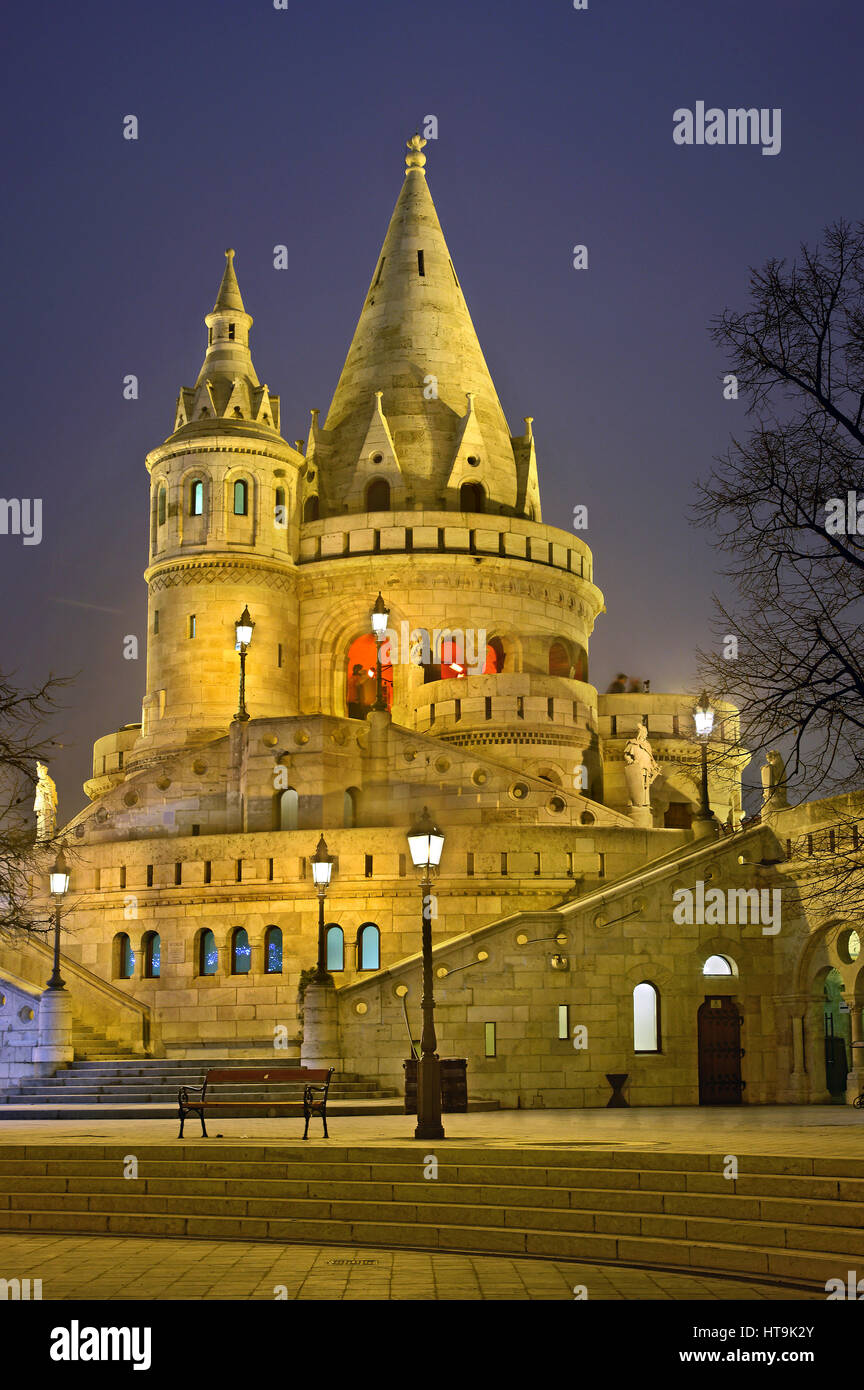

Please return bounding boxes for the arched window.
[485,639,505,673]
[365,478,390,511]
[703,954,733,976]
[199,929,217,976]
[274,486,286,525]
[233,479,249,516]
[157,486,166,526]
[143,931,161,979]
[231,927,251,975]
[346,635,391,716]
[113,932,134,980]
[190,480,203,515]
[357,923,380,971]
[438,635,467,680]
[265,926,283,974]
[279,787,298,831]
[304,495,319,523]
[633,982,660,1053]
[325,924,344,972]
[548,641,571,677]
[459,481,484,513]
[344,787,359,828]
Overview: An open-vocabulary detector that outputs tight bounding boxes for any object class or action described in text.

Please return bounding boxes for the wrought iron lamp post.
[693,689,716,825]
[407,807,445,1140]
[371,592,390,711]
[47,845,70,990]
[233,605,255,722]
[310,834,334,981]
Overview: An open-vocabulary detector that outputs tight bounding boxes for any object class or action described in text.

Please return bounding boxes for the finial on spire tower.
[405,132,427,176]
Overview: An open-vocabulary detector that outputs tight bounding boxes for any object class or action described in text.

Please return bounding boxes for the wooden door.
[697,996,744,1105]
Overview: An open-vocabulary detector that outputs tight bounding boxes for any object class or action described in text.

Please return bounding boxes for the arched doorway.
[823,967,851,1100]
[365,478,390,511]
[346,634,391,716]
[459,482,484,512]
[697,995,744,1104]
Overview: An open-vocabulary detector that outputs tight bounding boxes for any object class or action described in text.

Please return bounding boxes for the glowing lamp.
[371,591,389,638]
[235,605,254,650]
[310,834,334,890]
[49,846,70,896]
[693,690,715,739]
[407,806,445,871]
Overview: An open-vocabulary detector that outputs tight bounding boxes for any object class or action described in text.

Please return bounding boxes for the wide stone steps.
[0,1145,860,1288]
[0,1057,405,1116]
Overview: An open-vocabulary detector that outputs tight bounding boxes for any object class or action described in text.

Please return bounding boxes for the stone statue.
[761,750,789,810]
[34,761,58,841]
[623,723,659,808]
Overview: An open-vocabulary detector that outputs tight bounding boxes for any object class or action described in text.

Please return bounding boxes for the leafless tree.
[694,220,864,915]
[0,670,71,940]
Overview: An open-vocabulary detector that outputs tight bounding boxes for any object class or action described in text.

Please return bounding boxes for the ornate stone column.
[845,1003,864,1106]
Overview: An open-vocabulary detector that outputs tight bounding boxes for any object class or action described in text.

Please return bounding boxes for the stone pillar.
[32,988,74,1076]
[301,980,341,1070]
[845,1004,864,1106]
[785,998,809,1103]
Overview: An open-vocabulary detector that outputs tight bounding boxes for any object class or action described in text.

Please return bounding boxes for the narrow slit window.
[174,862,182,886]
[558,1005,570,1040]
[188,615,196,638]
[484,1022,497,1058]
[228,323,235,340]
[417,250,425,277]
[204,861,212,884]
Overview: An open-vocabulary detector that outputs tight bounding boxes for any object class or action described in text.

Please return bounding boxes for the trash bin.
[403,1058,468,1113]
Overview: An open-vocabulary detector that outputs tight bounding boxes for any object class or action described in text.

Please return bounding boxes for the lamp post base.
[692,812,719,840]
[414,1053,445,1140]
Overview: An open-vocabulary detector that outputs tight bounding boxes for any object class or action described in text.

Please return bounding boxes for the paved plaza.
[0,1232,818,1301]
[1,1105,861,1157]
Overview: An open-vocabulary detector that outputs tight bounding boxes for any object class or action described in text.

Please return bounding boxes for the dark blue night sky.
[2,0,861,813]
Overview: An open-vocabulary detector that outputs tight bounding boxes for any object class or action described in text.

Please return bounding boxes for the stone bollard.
[32,988,74,1076]
[300,979,340,1070]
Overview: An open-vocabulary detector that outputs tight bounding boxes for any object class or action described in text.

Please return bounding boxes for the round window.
[510,782,529,801]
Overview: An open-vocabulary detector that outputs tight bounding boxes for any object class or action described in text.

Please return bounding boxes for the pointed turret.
[171,250,281,437]
[316,136,527,516]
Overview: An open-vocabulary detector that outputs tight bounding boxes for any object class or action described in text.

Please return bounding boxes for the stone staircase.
[0,1143,860,1288]
[0,1057,404,1119]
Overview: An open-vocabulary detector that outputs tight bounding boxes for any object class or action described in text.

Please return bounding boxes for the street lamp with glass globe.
[47,845,70,990]
[693,690,716,825]
[407,806,446,1140]
[234,605,255,722]
[310,834,334,981]
[371,592,390,711]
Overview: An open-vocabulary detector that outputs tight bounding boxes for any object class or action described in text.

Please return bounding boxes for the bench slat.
[202,1068,330,1084]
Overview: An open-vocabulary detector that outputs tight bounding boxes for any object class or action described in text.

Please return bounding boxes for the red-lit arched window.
[549,641,572,677]
[485,639,505,673]
[346,633,391,716]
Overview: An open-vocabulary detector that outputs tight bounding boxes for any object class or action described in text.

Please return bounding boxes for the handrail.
[8,936,151,1051]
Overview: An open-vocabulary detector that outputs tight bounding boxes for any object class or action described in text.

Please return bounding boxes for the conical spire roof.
[213,247,246,313]
[168,250,282,438]
[320,136,518,511]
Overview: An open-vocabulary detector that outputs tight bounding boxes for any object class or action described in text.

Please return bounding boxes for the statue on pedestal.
[623,723,659,809]
[34,761,58,842]
[761,750,789,810]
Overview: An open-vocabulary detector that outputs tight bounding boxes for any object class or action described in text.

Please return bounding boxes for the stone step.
[0,1154,861,1196]
[0,1171,861,1229]
[2,1143,863,1177]
[0,1203,846,1287]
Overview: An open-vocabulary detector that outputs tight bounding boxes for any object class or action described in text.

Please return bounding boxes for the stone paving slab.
[0,1232,818,1300]
[0,1106,861,1157]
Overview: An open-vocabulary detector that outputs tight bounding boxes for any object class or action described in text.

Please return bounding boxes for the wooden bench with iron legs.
[177,1067,334,1139]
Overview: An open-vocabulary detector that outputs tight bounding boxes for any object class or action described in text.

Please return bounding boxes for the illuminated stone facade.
[4,137,862,1109]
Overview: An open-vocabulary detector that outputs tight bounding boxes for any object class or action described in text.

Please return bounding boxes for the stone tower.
[136,252,304,755]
